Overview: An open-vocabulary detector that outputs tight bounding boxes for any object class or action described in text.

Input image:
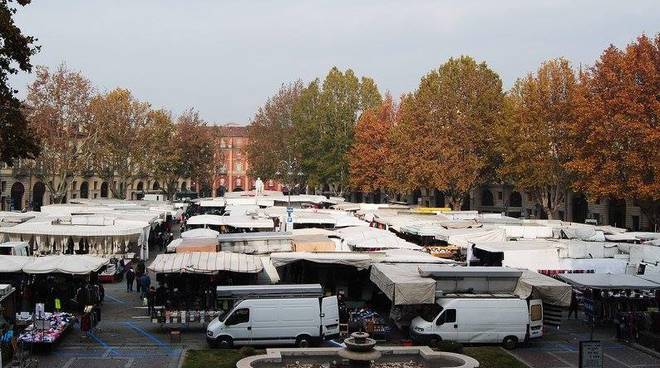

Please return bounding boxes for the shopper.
[126,267,135,292]
[140,273,151,299]
[147,286,156,315]
[568,289,579,319]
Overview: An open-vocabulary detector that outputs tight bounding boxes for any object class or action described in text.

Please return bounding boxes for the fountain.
[337,332,382,367]
[236,333,479,368]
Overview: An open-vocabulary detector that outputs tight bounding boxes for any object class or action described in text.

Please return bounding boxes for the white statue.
[255,177,264,196]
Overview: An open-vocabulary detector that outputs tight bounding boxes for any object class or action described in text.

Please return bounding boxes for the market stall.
[147,252,269,327]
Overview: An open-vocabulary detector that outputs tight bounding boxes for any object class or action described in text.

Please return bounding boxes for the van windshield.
[420,304,443,323]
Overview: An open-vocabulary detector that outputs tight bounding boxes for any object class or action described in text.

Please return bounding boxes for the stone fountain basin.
[237,346,479,368]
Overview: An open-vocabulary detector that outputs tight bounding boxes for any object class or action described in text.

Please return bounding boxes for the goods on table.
[349,308,391,339]
[426,246,459,258]
[151,309,221,325]
[18,312,74,344]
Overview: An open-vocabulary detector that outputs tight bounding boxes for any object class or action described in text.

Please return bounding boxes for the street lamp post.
[275,158,303,231]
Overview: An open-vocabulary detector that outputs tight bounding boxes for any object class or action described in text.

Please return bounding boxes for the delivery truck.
[207,284,339,348]
[409,295,543,349]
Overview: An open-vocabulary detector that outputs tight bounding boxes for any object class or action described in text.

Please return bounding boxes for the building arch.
[10,182,25,211]
[80,181,89,199]
[100,182,109,198]
[481,189,494,206]
[509,191,522,207]
[571,194,589,223]
[608,198,626,228]
[152,181,160,191]
[32,182,46,211]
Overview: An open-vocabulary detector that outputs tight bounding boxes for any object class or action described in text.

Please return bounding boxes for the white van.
[207,293,339,348]
[410,297,543,349]
[0,241,30,256]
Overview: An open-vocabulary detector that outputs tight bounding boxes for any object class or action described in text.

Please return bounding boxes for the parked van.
[207,284,339,348]
[0,242,30,256]
[410,297,543,349]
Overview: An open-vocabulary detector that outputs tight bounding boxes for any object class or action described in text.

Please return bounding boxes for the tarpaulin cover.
[501,225,554,239]
[441,228,506,249]
[380,249,456,264]
[0,256,33,273]
[21,255,110,275]
[514,270,572,307]
[292,235,336,252]
[269,252,373,270]
[369,263,436,305]
[559,273,660,290]
[148,252,263,274]
[180,228,219,239]
[557,240,620,259]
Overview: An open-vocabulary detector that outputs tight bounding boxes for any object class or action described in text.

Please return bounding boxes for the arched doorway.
[100,182,109,198]
[481,189,494,206]
[608,199,626,228]
[509,191,522,207]
[10,182,25,211]
[434,189,445,207]
[152,181,160,191]
[571,194,589,223]
[136,181,144,192]
[32,182,46,211]
[80,181,89,199]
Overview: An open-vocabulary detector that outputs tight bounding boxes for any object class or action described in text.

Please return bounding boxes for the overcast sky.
[11,0,659,124]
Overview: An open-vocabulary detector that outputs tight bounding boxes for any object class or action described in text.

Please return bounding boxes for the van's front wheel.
[502,336,518,350]
[428,335,442,348]
[296,335,311,348]
[217,336,234,349]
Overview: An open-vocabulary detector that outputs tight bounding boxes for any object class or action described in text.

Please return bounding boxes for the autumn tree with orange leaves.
[567,34,660,227]
[497,58,578,219]
[348,94,396,194]
[389,56,504,209]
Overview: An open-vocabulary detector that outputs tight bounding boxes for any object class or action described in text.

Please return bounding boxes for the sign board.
[286,207,294,215]
[579,340,603,368]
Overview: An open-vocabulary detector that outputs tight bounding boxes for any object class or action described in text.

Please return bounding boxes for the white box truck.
[409,296,543,349]
[207,284,339,348]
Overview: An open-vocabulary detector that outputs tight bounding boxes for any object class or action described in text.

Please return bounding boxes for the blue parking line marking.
[122,321,170,350]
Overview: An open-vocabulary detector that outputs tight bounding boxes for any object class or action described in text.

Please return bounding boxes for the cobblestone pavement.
[509,315,660,368]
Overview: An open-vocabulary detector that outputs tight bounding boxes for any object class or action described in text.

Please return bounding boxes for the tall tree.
[567,34,660,227]
[293,67,381,194]
[152,109,214,199]
[25,64,94,203]
[349,94,396,193]
[246,81,303,179]
[88,88,151,199]
[497,58,578,219]
[0,0,40,165]
[390,56,505,209]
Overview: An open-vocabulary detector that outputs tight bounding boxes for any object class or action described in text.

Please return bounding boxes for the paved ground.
[510,314,660,368]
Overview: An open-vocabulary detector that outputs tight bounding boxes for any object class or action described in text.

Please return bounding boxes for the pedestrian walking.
[140,273,151,299]
[568,289,579,319]
[147,286,156,315]
[126,267,135,292]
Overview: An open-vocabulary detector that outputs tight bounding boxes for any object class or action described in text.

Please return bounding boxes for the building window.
[236,178,242,187]
[497,191,503,200]
[1,181,5,193]
[235,163,243,172]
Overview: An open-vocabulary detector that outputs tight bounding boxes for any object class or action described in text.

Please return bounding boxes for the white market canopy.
[559,273,660,290]
[180,228,220,239]
[514,270,572,307]
[0,217,149,237]
[269,251,374,270]
[148,252,263,274]
[369,263,437,305]
[334,227,423,251]
[380,248,456,264]
[187,214,274,229]
[0,255,110,275]
[0,256,33,273]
